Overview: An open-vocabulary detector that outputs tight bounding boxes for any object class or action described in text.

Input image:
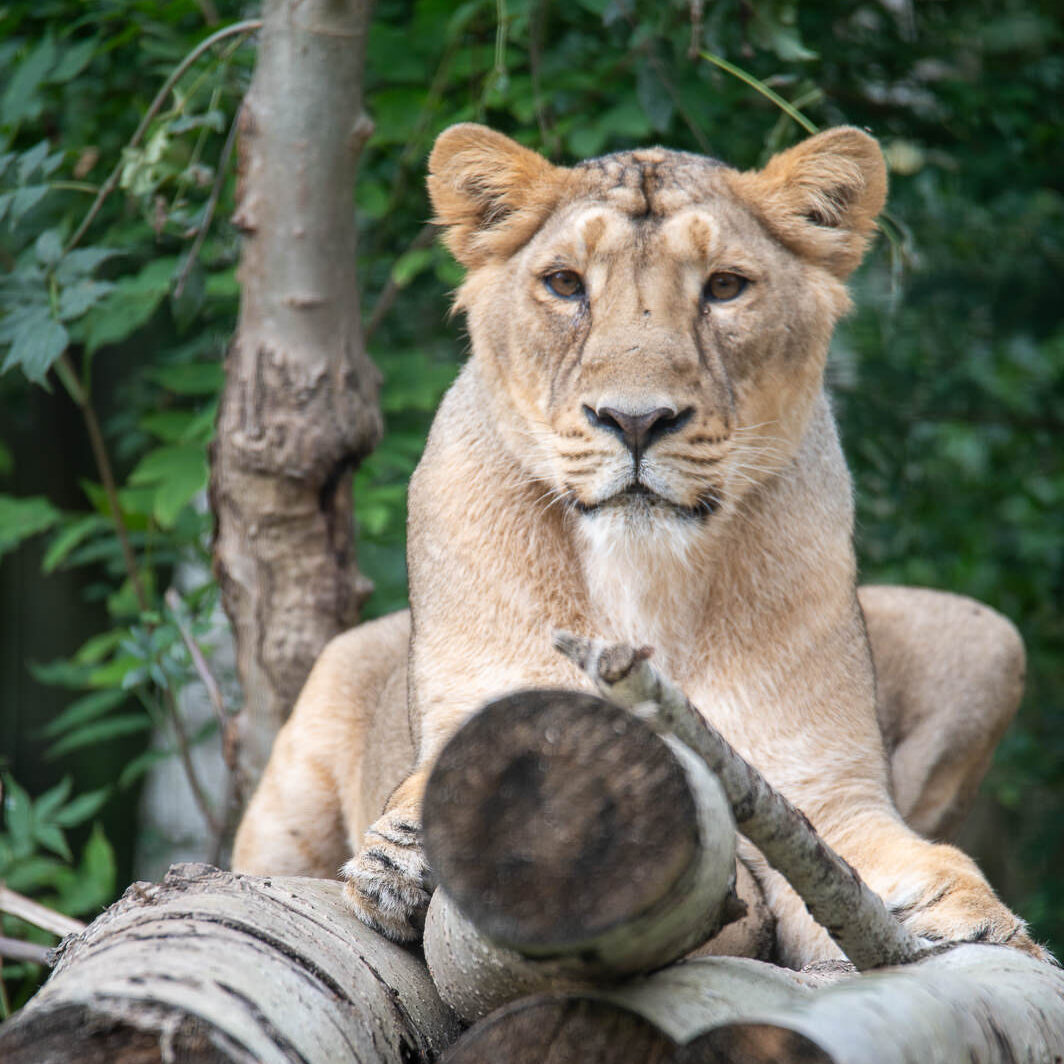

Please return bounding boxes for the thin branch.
[0,936,50,966]
[65,18,262,254]
[0,886,85,938]
[173,103,241,300]
[164,588,232,762]
[553,630,928,971]
[55,353,149,613]
[363,223,438,345]
[163,688,223,839]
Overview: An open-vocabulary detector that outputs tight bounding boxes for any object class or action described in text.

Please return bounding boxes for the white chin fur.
[576,506,706,664]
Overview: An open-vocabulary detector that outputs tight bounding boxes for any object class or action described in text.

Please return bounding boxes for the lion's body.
[234,125,1041,964]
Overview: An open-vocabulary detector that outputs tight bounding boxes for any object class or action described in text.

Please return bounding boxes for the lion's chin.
[572,483,718,522]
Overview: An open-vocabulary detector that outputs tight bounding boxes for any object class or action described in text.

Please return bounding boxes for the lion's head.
[427,125,886,540]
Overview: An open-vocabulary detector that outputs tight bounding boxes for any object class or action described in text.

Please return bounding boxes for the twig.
[363,223,438,344]
[163,688,223,839]
[55,354,149,613]
[0,936,50,966]
[0,886,85,938]
[553,630,927,971]
[164,588,231,751]
[65,18,262,254]
[173,103,241,301]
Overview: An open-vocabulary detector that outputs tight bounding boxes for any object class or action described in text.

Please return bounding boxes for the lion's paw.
[341,813,435,943]
[894,875,1051,963]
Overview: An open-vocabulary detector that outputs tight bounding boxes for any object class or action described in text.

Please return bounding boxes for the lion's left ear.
[728,127,887,279]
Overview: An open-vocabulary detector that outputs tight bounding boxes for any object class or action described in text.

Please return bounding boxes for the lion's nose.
[583,404,693,459]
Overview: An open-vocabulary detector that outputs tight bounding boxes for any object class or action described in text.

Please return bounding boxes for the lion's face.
[428,127,886,535]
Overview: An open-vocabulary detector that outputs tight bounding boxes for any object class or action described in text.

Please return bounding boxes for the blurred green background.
[0,0,1061,1009]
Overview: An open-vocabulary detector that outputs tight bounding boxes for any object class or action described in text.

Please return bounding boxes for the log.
[443,946,1064,1063]
[421,689,741,1019]
[554,632,926,970]
[0,863,459,1064]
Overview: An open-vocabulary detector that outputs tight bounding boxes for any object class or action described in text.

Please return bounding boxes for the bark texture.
[211,0,382,800]
[554,632,925,971]
[0,863,459,1064]
[444,947,1064,1063]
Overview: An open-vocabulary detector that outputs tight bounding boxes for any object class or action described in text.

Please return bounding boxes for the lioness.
[234,125,1043,966]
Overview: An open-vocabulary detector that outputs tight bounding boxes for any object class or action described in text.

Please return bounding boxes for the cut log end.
[424,689,704,949]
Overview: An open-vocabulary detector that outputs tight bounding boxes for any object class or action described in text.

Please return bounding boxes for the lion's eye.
[544,270,585,300]
[703,272,748,303]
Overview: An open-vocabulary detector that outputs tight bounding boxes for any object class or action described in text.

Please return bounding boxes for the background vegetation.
[0,0,1060,1010]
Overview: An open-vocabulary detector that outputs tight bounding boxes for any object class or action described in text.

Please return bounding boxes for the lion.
[233,124,1044,966]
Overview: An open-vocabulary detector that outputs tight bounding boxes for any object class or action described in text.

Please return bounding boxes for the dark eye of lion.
[703,272,748,303]
[544,270,585,300]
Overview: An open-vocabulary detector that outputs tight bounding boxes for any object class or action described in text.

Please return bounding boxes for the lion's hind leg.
[232,611,412,878]
[860,585,1025,840]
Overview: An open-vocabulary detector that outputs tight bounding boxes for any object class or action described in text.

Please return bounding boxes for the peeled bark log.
[443,946,1064,1064]
[0,864,459,1064]
[554,632,925,971]
[211,0,382,802]
[421,689,740,1019]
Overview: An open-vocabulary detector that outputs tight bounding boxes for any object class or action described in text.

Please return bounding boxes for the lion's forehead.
[573,148,727,215]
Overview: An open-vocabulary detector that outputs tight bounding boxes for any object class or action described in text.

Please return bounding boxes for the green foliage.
[0,774,115,1012]
[0,0,1061,992]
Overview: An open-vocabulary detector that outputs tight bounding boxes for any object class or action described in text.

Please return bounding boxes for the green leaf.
[0,494,61,559]
[54,248,121,286]
[148,362,223,396]
[48,36,98,84]
[52,788,110,828]
[3,777,35,851]
[128,443,208,527]
[34,229,63,266]
[74,628,125,666]
[16,140,51,183]
[636,61,674,133]
[32,776,73,821]
[82,258,176,354]
[1,314,68,384]
[33,822,72,861]
[42,513,108,573]
[58,280,115,322]
[46,714,151,759]
[0,441,12,477]
[42,688,128,738]
[118,747,170,789]
[391,247,434,289]
[2,39,57,125]
[8,184,48,222]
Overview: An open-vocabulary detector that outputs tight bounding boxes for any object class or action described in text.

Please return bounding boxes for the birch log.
[443,946,1064,1063]
[554,632,926,971]
[420,689,743,1019]
[211,0,382,803]
[0,863,459,1064]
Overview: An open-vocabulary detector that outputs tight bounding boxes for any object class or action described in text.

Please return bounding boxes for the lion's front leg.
[342,768,434,942]
[834,813,1048,962]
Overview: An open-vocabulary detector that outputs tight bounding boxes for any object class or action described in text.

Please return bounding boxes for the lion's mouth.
[572,482,719,520]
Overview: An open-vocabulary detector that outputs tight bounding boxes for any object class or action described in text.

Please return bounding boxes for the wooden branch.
[421,689,743,1022]
[0,885,85,938]
[0,936,51,966]
[0,864,459,1064]
[553,631,925,971]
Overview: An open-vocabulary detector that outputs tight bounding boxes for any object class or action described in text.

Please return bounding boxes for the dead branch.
[553,630,925,971]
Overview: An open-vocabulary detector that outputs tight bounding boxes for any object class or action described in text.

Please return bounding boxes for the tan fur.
[234,126,1043,964]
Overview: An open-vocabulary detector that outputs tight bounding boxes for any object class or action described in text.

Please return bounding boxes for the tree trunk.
[0,864,459,1064]
[210,0,382,803]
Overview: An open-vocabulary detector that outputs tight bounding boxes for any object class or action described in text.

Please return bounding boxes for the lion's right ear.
[428,124,566,268]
